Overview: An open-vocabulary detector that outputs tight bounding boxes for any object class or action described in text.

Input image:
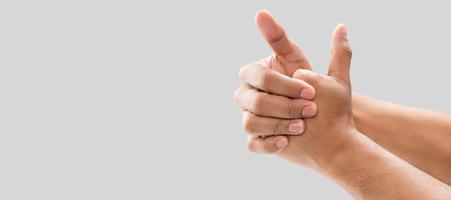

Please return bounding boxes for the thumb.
[327,23,353,82]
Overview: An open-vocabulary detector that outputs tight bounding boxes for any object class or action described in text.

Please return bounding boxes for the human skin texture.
[352,94,451,185]
[234,9,320,153]
[234,10,451,199]
[238,10,451,186]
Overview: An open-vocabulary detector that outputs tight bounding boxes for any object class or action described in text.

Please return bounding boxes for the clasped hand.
[234,10,356,169]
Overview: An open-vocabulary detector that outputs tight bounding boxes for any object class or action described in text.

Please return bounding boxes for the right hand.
[234,10,317,154]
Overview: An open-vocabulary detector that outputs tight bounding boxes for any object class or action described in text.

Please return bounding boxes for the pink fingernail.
[275,138,288,149]
[288,121,304,134]
[300,89,314,99]
[302,105,317,117]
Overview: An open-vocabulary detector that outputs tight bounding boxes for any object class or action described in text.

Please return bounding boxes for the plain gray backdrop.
[1,0,450,199]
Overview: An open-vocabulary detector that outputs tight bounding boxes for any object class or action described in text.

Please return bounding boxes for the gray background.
[0,0,450,199]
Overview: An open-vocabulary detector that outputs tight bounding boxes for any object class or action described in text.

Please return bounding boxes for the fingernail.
[302,105,317,117]
[288,121,304,134]
[300,89,314,99]
[275,138,288,149]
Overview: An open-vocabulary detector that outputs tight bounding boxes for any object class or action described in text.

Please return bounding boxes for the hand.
[277,23,356,168]
[234,10,317,153]
[235,58,318,153]
[235,11,451,199]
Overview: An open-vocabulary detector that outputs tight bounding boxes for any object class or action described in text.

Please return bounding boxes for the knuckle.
[233,87,248,106]
[344,46,353,58]
[243,113,258,134]
[331,44,353,58]
[238,64,249,80]
[292,69,304,79]
[285,100,302,118]
[259,71,273,90]
[233,89,240,103]
[251,93,266,113]
[272,120,284,135]
[293,69,322,85]
[343,40,353,58]
[314,73,324,84]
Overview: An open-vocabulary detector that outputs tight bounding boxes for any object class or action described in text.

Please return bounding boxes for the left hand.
[235,10,317,153]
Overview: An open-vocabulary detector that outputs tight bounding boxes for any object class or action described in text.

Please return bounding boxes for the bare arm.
[242,10,451,186]
[353,94,451,184]
[236,11,451,199]
[279,23,451,199]
[320,129,451,199]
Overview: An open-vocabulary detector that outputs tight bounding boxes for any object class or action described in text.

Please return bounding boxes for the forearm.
[320,131,451,200]
[352,93,451,184]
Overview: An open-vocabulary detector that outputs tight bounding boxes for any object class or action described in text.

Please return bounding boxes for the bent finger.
[248,135,289,154]
[242,111,306,136]
[236,87,317,119]
[239,63,315,99]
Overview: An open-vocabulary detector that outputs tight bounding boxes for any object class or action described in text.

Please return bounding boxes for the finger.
[235,86,317,119]
[239,62,315,99]
[242,111,306,136]
[247,135,288,154]
[255,10,312,74]
[292,69,324,89]
[328,23,353,82]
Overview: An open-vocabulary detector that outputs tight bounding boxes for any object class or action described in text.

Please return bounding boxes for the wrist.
[316,131,390,194]
[351,93,380,140]
[312,128,451,199]
[351,93,368,130]
[314,128,366,172]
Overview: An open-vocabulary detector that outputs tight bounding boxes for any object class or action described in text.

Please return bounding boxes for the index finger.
[255,10,312,73]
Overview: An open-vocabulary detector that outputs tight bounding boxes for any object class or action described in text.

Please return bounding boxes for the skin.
[234,10,318,153]
[240,10,451,186]
[352,94,451,185]
[235,10,451,199]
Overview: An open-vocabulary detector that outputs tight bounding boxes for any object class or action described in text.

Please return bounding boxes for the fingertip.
[300,88,315,100]
[333,23,348,42]
[255,10,275,28]
[275,137,288,150]
[255,9,272,24]
[252,136,288,154]
[247,138,256,153]
[302,103,317,118]
[255,10,284,41]
[334,23,346,32]
[288,120,305,134]
[337,22,346,29]
[329,23,352,80]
